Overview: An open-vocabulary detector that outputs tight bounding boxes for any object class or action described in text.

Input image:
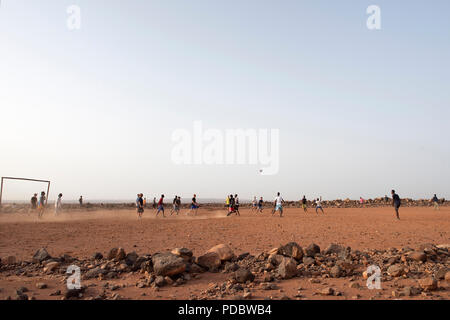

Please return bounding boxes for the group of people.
[135,194,199,218]
[29,192,79,217]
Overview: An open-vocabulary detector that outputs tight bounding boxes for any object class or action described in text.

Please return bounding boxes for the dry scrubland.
[0,206,449,300]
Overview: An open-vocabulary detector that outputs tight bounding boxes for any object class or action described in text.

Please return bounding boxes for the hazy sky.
[1,0,449,202]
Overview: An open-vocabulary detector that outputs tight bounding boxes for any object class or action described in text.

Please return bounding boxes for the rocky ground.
[0,207,448,300]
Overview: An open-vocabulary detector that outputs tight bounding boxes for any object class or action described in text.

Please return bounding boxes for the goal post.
[0,177,51,206]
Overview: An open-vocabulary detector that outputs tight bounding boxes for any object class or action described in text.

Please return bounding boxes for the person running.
[37,191,46,218]
[136,193,144,218]
[431,194,439,210]
[315,196,324,214]
[301,195,307,213]
[251,196,257,212]
[79,196,83,207]
[391,190,401,220]
[54,193,63,216]
[187,194,199,215]
[273,192,284,217]
[258,197,264,213]
[156,194,165,217]
[30,193,38,213]
[234,194,240,216]
[227,195,236,216]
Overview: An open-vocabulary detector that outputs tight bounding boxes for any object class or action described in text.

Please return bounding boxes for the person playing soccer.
[251,196,257,212]
[30,193,38,214]
[54,193,63,216]
[37,191,46,218]
[227,194,236,216]
[187,194,199,215]
[136,193,144,219]
[273,192,284,217]
[234,194,241,216]
[301,195,307,213]
[431,194,439,211]
[156,194,165,217]
[170,195,178,215]
[391,190,401,220]
[315,196,324,214]
[258,197,264,213]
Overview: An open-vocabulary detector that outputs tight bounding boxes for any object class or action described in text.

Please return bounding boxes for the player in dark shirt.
[30,193,38,210]
[391,190,401,220]
[187,194,199,215]
[431,194,439,210]
[258,197,264,213]
[301,195,307,213]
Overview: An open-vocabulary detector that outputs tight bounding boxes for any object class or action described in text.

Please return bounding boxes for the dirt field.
[0,206,449,300]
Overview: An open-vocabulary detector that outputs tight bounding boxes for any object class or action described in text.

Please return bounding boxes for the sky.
[0,0,449,202]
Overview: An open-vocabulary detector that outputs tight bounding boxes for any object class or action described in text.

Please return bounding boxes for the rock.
[15,291,28,300]
[234,269,255,283]
[32,248,51,263]
[206,244,234,261]
[196,252,222,271]
[302,257,315,266]
[237,252,250,260]
[65,288,83,299]
[188,263,205,273]
[434,268,447,280]
[164,276,174,285]
[324,244,345,255]
[279,242,303,261]
[43,261,60,273]
[320,287,334,296]
[17,286,29,293]
[277,257,297,279]
[93,252,103,260]
[330,265,342,278]
[445,271,450,284]
[152,252,186,276]
[224,262,239,272]
[409,251,426,262]
[305,244,321,257]
[125,251,139,266]
[418,278,437,291]
[268,254,285,266]
[5,256,16,265]
[171,248,193,262]
[387,264,405,277]
[107,247,126,261]
[36,283,47,289]
[349,282,360,289]
[154,276,165,287]
[84,267,106,279]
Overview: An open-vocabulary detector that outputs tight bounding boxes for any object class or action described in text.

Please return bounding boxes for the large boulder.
[324,244,345,255]
[125,252,139,266]
[196,252,221,270]
[32,248,51,263]
[107,248,126,261]
[277,257,297,279]
[387,264,405,277]
[234,269,255,283]
[206,244,234,261]
[152,253,186,277]
[418,277,437,291]
[171,248,193,262]
[268,254,285,266]
[408,251,426,262]
[304,243,321,257]
[278,242,303,261]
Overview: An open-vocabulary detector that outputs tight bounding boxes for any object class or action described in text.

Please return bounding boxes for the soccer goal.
[0,177,51,206]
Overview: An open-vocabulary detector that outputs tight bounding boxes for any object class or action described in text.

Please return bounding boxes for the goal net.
[0,177,51,208]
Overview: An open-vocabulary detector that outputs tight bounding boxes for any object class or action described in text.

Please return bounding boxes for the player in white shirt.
[315,196,324,214]
[55,193,63,216]
[273,192,284,217]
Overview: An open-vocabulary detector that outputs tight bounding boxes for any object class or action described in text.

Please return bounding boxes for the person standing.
[156,194,165,217]
[431,194,440,211]
[234,194,240,216]
[301,195,307,213]
[37,191,46,218]
[251,196,257,212]
[79,196,83,207]
[315,197,324,214]
[30,193,38,213]
[136,193,144,218]
[187,194,199,215]
[55,193,63,216]
[273,192,284,217]
[153,197,157,209]
[258,197,264,213]
[391,190,401,220]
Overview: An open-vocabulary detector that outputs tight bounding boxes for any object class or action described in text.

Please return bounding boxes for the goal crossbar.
[0,177,51,206]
